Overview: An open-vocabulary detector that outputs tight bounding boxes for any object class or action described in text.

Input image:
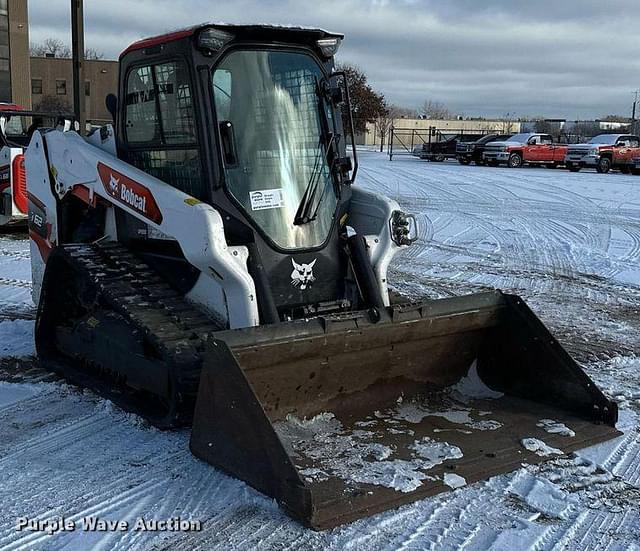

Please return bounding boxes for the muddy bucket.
[190,291,620,529]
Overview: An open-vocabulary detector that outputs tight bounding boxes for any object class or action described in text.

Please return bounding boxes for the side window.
[618,137,639,148]
[124,60,202,198]
[154,62,196,145]
[125,61,196,145]
[213,69,232,121]
[125,65,159,143]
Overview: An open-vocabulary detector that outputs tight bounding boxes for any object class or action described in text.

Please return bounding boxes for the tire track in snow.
[0,249,29,260]
[0,277,31,289]
[0,479,167,551]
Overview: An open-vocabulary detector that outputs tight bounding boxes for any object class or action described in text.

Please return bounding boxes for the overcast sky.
[28,0,640,120]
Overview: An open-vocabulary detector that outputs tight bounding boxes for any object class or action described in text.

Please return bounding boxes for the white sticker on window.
[249,189,285,211]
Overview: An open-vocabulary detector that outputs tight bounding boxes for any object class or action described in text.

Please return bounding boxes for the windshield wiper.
[293,78,337,226]
[294,135,335,225]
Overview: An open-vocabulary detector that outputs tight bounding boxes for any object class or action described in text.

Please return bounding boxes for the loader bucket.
[190,291,620,530]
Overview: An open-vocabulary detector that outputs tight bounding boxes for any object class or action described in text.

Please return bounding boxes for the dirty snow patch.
[537,419,576,437]
[452,361,504,400]
[410,437,463,468]
[394,401,502,431]
[276,413,464,493]
[0,319,34,357]
[510,474,573,519]
[444,473,467,489]
[521,438,564,457]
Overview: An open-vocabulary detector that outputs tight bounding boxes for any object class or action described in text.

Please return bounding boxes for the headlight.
[316,38,342,58]
[589,148,599,155]
[197,28,234,53]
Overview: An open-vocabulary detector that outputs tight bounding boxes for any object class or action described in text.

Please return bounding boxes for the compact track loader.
[26,24,619,529]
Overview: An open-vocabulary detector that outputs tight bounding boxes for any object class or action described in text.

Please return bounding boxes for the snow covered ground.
[0,152,639,550]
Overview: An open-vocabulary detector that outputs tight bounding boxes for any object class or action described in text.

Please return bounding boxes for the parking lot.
[0,150,638,550]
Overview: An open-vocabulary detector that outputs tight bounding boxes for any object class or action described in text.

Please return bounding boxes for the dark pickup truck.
[420,133,486,161]
[456,134,513,165]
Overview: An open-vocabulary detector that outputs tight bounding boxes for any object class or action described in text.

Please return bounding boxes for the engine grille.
[567,148,590,156]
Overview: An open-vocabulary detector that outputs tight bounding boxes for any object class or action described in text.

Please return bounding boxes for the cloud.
[27,0,640,119]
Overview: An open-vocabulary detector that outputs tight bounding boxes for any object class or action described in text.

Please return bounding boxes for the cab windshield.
[213,49,338,250]
[508,133,533,142]
[588,135,619,145]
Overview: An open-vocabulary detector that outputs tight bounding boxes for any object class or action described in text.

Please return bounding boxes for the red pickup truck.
[482,133,568,168]
[565,134,640,173]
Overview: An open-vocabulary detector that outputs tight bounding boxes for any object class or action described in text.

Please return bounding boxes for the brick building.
[3,0,118,121]
[30,57,118,122]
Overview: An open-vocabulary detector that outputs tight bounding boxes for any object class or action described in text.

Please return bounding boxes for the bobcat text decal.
[97,162,163,225]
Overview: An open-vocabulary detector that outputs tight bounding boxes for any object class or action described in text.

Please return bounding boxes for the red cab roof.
[0,103,23,112]
[120,23,343,59]
[120,28,197,59]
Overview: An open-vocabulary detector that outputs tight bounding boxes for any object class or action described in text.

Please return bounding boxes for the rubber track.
[47,242,222,427]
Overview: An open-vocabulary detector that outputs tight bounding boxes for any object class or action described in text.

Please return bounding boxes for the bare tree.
[390,105,418,119]
[30,38,105,60]
[85,48,105,60]
[534,119,562,140]
[34,95,72,113]
[501,113,517,134]
[570,121,601,140]
[30,38,71,58]
[420,100,454,120]
[372,104,418,152]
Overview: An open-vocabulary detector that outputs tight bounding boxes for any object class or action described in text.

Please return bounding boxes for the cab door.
[631,137,640,166]
[536,135,555,162]
[524,135,542,161]
[553,142,568,162]
[621,136,640,165]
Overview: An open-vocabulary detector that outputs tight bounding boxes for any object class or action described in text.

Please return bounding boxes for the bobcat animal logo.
[109,174,120,193]
[291,259,317,290]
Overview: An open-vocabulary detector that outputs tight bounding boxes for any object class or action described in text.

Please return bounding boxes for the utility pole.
[71,0,85,134]
[632,90,639,135]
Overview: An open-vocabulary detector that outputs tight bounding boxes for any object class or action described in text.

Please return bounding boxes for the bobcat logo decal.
[291,259,317,290]
[109,174,119,193]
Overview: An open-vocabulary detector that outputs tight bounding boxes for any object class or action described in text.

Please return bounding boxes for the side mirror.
[329,85,344,106]
[105,94,118,124]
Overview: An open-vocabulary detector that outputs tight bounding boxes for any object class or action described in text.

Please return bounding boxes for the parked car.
[420,133,485,161]
[565,134,640,174]
[456,134,513,165]
[482,133,568,168]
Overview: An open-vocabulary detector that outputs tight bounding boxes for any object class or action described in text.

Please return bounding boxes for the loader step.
[35,242,223,427]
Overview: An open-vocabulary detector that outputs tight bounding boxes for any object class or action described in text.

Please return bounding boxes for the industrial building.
[2,0,117,120]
